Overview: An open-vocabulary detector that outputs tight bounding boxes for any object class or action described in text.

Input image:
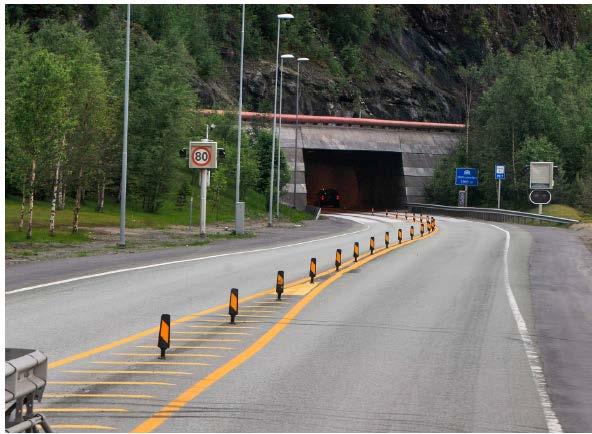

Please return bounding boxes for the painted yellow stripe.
[185,325,258,329]
[62,370,191,376]
[37,408,128,413]
[173,331,250,335]
[114,353,222,358]
[205,314,278,318]
[189,319,268,324]
[48,289,277,369]
[92,361,209,366]
[132,226,439,432]
[44,393,154,399]
[52,425,115,431]
[135,345,234,350]
[48,381,175,386]
[284,282,316,296]
[239,309,277,313]
[171,338,241,342]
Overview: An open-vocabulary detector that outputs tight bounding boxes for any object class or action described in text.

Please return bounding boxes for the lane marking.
[172,331,250,335]
[37,408,128,413]
[185,325,258,329]
[7,219,370,295]
[171,338,241,343]
[91,361,209,366]
[132,226,439,432]
[48,381,175,386]
[62,370,192,376]
[135,345,234,350]
[47,290,271,369]
[44,393,154,399]
[238,309,277,313]
[204,314,278,318]
[489,224,562,433]
[51,425,115,431]
[114,353,222,358]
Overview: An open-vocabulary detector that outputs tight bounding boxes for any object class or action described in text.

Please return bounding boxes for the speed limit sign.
[189,141,217,169]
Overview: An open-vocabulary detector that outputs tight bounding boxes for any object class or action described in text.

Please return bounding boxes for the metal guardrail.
[5,348,52,433]
[406,203,579,226]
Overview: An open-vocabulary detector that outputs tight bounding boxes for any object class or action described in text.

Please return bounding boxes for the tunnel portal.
[303,149,405,210]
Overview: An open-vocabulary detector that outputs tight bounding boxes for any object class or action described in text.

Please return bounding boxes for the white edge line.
[489,223,562,433]
[6,217,370,295]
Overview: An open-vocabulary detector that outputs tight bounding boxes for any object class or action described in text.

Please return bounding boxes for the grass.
[529,204,592,223]
[5,186,310,245]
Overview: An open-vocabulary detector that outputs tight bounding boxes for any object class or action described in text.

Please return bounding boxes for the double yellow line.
[132,226,439,432]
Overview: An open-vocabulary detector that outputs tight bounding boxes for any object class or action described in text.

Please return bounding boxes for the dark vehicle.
[317,188,341,208]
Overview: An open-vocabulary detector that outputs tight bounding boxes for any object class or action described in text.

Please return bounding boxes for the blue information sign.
[455,168,479,186]
[495,164,506,180]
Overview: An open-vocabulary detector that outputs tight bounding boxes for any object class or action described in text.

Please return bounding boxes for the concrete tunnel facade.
[277,122,462,210]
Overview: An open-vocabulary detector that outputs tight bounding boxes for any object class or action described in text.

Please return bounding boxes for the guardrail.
[5,348,52,433]
[406,203,579,226]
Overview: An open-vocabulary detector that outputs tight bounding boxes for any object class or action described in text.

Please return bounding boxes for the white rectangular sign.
[189,141,217,170]
[530,162,554,189]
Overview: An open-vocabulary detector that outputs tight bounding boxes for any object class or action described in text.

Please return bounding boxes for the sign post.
[495,163,505,209]
[455,168,478,207]
[529,162,554,215]
[189,140,218,238]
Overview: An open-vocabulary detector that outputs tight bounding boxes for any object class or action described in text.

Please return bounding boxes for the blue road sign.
[455,168,479,186]
[495,164,506,180]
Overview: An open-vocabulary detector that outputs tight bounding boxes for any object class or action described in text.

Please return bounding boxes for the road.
[5,212,590,432]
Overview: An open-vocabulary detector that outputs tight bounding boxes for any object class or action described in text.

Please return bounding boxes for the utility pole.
[118,4,131,248]
[235,4,245,234]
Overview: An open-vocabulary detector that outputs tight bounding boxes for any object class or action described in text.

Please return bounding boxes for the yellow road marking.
[284,282,316,296]
[239,309,277,313]
[173,331,250,335]
[114,353,222,358]
[92,361,209,366]
[37,408,128,413]
[48,289,277,369]
[185,325,258,329]
[48,381,175,386]
[132,226,439,432]
[135,345,234,350]
[171,338,241,342]
[44,393,154,399]
[189,319,267,324]
[254,301,289,304]
[52,425,115,431]
[62,370,191,376]
[205,314,278,318]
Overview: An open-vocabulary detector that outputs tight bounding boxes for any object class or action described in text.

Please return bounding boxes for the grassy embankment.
[529,204,592,223]
[5,187,310,246]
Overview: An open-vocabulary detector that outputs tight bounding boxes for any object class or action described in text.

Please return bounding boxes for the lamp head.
[281,54,295,59]
[297,57,309,62]
[277,13,294,20]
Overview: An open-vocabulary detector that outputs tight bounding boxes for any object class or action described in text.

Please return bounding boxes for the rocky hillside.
[192,5,587,123]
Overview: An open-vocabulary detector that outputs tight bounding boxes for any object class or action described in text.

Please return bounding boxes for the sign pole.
[464,185,468,207]
[200,169,207,238]
[189,194,193,231]
[539,203,543,215]
[118,4,131,248]
[497,179,501,209]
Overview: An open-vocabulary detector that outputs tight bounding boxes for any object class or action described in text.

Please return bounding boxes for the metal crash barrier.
[5,348,52,433]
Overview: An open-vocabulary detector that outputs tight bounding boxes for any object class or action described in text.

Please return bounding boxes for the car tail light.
[336,195,341,200]
[321,195,325,201]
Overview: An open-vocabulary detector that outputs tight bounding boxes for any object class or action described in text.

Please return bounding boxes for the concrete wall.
[275,124,460,209]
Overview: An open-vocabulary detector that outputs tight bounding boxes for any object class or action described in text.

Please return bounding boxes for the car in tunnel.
[316,188,341,208]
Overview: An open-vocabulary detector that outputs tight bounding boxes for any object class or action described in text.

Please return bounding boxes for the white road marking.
[6,217,370,296]
[490,223,562,433]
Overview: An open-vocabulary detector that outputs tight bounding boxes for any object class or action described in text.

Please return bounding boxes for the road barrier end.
[410,225,415,240]
[354,242,359,262]
[335,249,342,271]
[370,237,375,255]
[309,258,317,283]
[398,228,403,244]
[276,271,284,300]
[385,231,390,248]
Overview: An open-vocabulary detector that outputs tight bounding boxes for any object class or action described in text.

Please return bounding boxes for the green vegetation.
[528,205,592,223]
[427,44,592,214]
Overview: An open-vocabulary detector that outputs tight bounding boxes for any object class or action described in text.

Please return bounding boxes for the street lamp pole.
[276,53,294,218]
[235,4,246,234]
[118,4,131,248]
[293,57,308,209]
[268,13,293,226]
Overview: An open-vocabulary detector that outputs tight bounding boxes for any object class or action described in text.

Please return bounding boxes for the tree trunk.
[18,180,26,231]
[57,177,66,210]
[72,166,83,233]
[49,160,61,236]
[26,159,36,239]
[96,174,106,212]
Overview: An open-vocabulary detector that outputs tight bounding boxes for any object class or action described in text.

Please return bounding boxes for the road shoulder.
[5,216,358,292]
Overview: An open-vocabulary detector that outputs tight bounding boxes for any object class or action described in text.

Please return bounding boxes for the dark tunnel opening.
[303,149,405,210]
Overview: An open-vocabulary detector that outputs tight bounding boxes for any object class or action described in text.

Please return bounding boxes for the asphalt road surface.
[5,213,591,432]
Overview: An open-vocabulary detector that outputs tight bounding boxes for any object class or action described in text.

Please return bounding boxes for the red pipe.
[199,109,465,131]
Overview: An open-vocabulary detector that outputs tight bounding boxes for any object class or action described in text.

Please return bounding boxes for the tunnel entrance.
[303,149,405,210]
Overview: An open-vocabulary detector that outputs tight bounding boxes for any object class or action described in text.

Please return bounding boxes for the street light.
[268,12,294,226]
[293,57,308,209]
[118,4,131,248]
[235,4,245,234]
[276,53,294,218]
